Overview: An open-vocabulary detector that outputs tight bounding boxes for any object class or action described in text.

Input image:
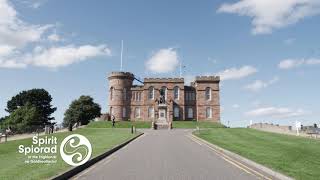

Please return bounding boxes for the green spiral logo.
[60,134,92,166]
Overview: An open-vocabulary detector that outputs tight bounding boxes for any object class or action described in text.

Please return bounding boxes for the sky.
[0,0,319,127]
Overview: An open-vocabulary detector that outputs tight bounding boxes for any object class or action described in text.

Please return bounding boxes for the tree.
[6,89,57,126]
[4,103,42,133]
[63,96,101,127]
[0,116,6,131]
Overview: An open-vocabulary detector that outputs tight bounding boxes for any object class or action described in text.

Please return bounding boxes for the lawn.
[0,128,139,180]
[88,120,225,129]
[172,121,225,129]
[87,121,151,128]
[195,128,320,180]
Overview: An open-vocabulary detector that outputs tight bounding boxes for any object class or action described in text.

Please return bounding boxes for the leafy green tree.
[4,103,42,133]
[6,89,57,125]
[0,116,6,132]
[63,96,101,127]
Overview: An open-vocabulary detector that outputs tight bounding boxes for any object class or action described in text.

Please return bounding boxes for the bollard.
[131,125,134,134]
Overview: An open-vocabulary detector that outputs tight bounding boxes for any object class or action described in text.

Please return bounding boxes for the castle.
[108,72,220,124]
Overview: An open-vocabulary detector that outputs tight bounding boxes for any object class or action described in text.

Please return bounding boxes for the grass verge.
[0,128,139,180]
[87,121,151,128]
[172,121,225,129]
[195,128,320,180]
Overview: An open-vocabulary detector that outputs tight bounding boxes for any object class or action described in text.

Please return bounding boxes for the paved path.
[73,129,262,180]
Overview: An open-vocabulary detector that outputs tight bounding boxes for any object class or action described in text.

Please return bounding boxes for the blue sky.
[0,0,319,127]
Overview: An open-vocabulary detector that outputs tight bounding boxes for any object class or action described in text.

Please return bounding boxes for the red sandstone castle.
[108,72,220,124]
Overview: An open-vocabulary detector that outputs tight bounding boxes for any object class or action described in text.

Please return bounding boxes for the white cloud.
[0,0,111,69]
[216,65,257,80]
[232,104,240,108]
[244,76,279,92]
[0,0,52,47]
[24,45,111,68]
[217,0,320,34]
[0,45,15,56]
[145,48,179,73]
[245,107,309,118]
[48,33,62,42]
[278,58,320,69]
[0,59,26,68]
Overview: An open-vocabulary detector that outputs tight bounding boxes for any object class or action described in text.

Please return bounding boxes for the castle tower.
[194,76,220,122]
[108,72,134,120]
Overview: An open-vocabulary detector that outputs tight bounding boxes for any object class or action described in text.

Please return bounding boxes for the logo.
[60,134,92,166]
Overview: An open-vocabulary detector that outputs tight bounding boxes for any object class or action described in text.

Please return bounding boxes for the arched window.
[206,107,212,118]
[135,107,141,118]
[160,86,167,101]
[123,88,127,101]
[148,87,154,100]
[174,106,179,118]
[174,86,179,100]
[148,107,154,118]
[205,87,211,101]
[110,87,114,100]
[122,107,126,118]
[188,108,193,118]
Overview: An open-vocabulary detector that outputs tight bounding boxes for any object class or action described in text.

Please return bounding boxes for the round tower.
[108,72,134,120]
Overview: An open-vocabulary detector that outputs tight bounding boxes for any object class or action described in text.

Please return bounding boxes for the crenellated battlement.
[195,76,220,82]
[108,71,134,80]
[144,78,184,83]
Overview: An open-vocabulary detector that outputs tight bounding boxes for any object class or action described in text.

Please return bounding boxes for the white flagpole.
[120,40,123,71]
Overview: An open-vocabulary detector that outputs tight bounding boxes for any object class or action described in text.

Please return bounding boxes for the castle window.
[122,107,126,118]
[123,88,127,101]
[174,86,179,100]
[148,107,154,118]
[110,87,114,100]
[206,107,212,118]
[191,92,195,101]
[135,107,141,118]
[174,106,179,118]
[188,108,193,118]
[160,86,167,101]
[138,92,142,101]
[205,87,211,101]
[148,87,154,100]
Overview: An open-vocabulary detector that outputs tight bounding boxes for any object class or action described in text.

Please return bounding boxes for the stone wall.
[250,123,292,132]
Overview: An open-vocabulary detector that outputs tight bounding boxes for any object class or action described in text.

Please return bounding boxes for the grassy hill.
[195,128,320,180]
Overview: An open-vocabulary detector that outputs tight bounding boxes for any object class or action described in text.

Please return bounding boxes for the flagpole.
[120,40,123,71]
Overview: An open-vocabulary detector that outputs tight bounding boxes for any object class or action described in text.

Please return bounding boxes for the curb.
[191,133,293,180]
[51,133,144,180]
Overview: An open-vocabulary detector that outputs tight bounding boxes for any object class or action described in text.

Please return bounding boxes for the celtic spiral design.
[60,134,92,166]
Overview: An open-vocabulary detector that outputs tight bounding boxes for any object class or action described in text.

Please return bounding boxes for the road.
[73,129,264,180]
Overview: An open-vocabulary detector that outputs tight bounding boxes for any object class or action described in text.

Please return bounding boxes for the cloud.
[0,0,111,69]
[48,33,62,42]
[244,76,279,92]
[0,0,52,47]
[0,59,26,68]
[278,58,320,69]
[217,0,320,34]
[145,48,179,73]
[245,107,309,118]
[24,45,111,68]
[216,65,257,80]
